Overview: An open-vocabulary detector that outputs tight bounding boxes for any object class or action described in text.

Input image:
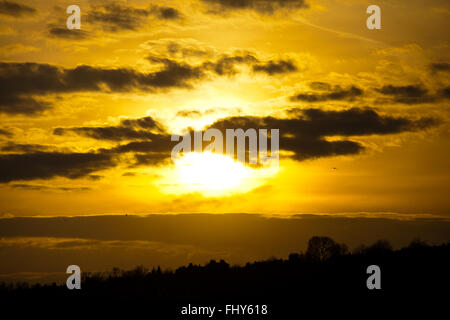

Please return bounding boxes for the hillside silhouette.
[1,236,448,317]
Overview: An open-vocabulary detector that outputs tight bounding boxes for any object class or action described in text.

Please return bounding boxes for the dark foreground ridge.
[2,236,449,317]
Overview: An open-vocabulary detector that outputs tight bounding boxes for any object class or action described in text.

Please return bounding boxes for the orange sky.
[0,0,449,217]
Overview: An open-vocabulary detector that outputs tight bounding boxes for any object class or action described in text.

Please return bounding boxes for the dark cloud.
[0,152,115,183]
[430,62,450,73]
[149,53,271,78]
[54,116,174,167]
[0,94,49,115]
[101,140,173,167]
[375,84,436,104]
[133,152,172,166]
[9,184,91,192]
[284,108,438,136]
[87,3,181,32]
[1,142,51,153]
[165,42,210,58]
[122,172,136,177]
[110,139,173,154]
[87,3,151,31]
[176,110,203,118]
[87,174,103,181]
[253,59,297,75]
[150,5,182,20]
[54,116,167,142]
[202,0,309,14]
[0,61,205,115]
[143,58,205,88]
[376,84,427,97]
[54,126,160,142]
[0,107,437,182]
[120,116,166,132]
[0,1,35,17]
[437,86,450,99]
[0,128,12,137]
[48,26,89,40]
[54,108,438,168]
[291,85,363,102]
[0,53,296,115]
[208,107,438,161]
[201,54,258,75]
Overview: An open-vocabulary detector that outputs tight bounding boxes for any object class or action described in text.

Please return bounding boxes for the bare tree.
[306,236,346,261]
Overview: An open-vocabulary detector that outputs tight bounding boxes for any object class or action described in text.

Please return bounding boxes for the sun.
[157,151,277,196]
[157,151,280,197]
[177,152,251,192]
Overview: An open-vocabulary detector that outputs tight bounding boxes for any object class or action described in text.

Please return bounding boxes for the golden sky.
[0,0,449,217]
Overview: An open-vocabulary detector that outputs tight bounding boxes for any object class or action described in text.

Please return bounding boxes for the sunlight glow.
[159,152,279,197]
[178,152,250,191]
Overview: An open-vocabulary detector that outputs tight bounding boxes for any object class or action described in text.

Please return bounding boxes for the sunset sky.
[0,0,449,282]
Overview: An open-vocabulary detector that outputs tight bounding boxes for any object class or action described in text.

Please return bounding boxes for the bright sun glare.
[158,152,279,197]
[178,152,250,192]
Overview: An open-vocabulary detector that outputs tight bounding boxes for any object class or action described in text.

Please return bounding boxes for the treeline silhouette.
[1,236,448,316]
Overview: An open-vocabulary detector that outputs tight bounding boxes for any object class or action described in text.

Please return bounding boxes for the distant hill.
[2,236,448,317]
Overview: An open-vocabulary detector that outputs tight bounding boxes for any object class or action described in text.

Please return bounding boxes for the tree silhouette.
[0,236,448,318]
[363,239,393,256]
[408,237,429,249]
[305,236,347,261]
